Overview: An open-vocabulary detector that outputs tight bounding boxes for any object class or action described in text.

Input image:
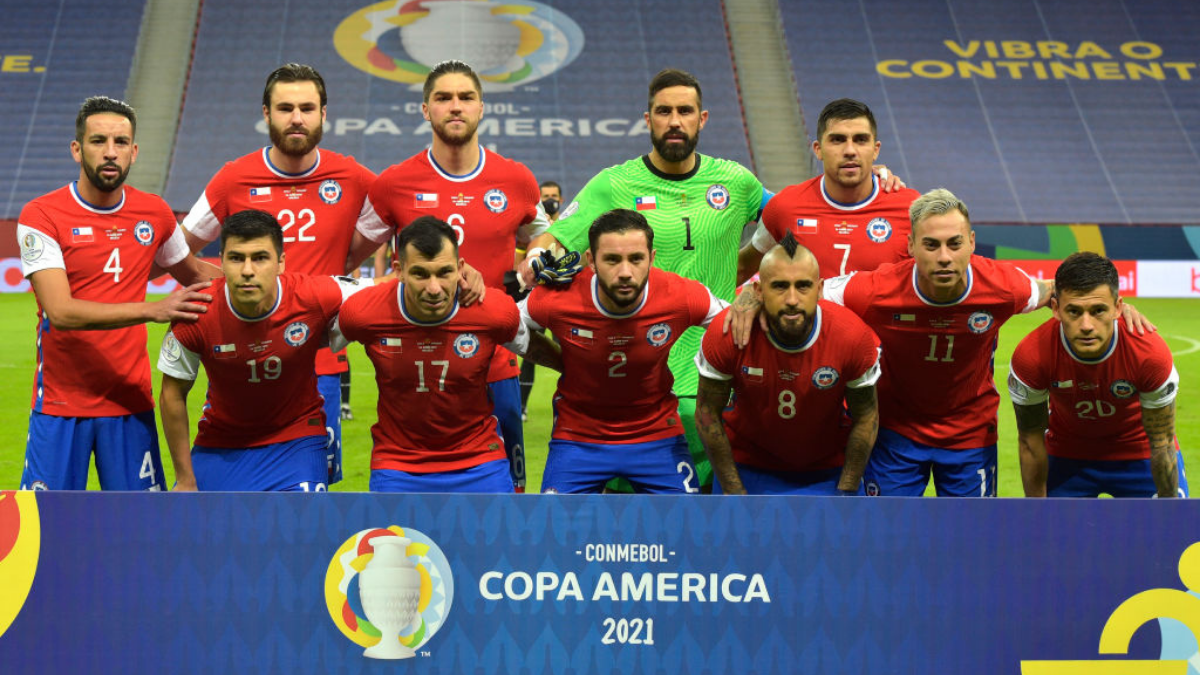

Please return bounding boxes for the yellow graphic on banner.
[0,491,40,639]
[1021,542,1200,674]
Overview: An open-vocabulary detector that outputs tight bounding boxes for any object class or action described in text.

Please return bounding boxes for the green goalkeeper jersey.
[548,154,765,396]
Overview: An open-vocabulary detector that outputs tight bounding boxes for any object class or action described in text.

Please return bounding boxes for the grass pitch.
[1,293,1196,496]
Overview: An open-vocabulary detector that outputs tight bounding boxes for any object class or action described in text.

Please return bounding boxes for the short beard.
[269,122,323,157]
[651,128,699,163]
[766,310,812,346]
[598,277,647,310]
[432,118,479,148]
[82,161,128,193]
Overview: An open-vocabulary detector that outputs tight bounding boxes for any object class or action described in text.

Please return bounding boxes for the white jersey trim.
[157,330,201,382]
[1006,368,1049,406]
[766,305,823,354]
[155,225,191,268]
[820,175,880,210]
[181,192,221,243]
[396,282,461,326]
[694,347,733,382]
[426,146,486,182]
[69,181,125,214]
[17,224,65,277]
[225,278,283,322]
[1141,365,1180,409]
[261,146,321,179]
[821,272,855,306]
[591,274,650,318]
[751,222,776,253]
[847,349,882,389]
[913,264,974,307]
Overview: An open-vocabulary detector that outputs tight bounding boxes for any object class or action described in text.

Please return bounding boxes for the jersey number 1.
[682,217,695,251]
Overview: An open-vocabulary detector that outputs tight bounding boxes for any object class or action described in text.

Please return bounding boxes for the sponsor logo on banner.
[812,366,839,389]
[415,193,438,208]
[706,184,729,210]
[866,218,892,243]
[249,187,272,203]
[967,311,994,334]
[320,179,343,204]
[0,492,40,641]
[635,196,656,211]
[646,323,671,347]
[134,221,154,246]
[284,321,311,347]
[333,0,583,91]
[71,227,93,243]
[1110,379,1135,398]
[484,189,508,213]
[453,333,481,358]
[325,526,454,660]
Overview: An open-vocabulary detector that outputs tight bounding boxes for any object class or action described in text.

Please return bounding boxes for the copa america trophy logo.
[324,526,454,659]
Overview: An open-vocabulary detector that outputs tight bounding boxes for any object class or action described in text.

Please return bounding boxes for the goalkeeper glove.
[529,249,583,286]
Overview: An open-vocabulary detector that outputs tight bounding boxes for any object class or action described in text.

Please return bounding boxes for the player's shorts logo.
[967,311,994,334]
[812,366,839,389]
[706,184,730,210]
[484,189,508,213]
[320,179,343,205]
[325,526,454,660]
[284,321,311,347]
[453,333,481,358]
[866,218,892,243]
[646,323,672,347]
[1110,380,1136,398]
[133,221,155,246]
[865,482,881,496]
[333,1,583,91]
[0,492,41,642]
[20,232,45,264]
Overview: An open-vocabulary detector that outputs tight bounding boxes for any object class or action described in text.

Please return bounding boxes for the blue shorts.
[318,373,342,484]
[489,377,525,490]
[192,435,329,492]
[1048,452,1189,498]
[370,458,514,493]
[543,436,699,494]
[22,410,164,491]
[864,427,998,497]
[714,464,859,495]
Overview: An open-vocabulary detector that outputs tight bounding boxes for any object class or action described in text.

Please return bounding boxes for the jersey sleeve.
[1007,264,1039,314]
[1135,336,1178,409]
[361,174,400,245]
[547,170,613,252]
[1007,335,1049,406]
[695,310,735,381]
[181,167,232,243]
[492,297,522,346]
[17,221,65,277]
[517,296,545,331]
[1141,366,1179,409]
[844,319,882,388]
[750,222,777,253]
[154,224,191,268]
[158,328,201,381]
[735,166,766,225]
[684,278,729,328]
[821,272,860,308]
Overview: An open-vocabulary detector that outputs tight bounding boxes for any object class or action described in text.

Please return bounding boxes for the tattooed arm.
[695,375,744,495]
[1143,402,1178,498]
[840,385,879,493]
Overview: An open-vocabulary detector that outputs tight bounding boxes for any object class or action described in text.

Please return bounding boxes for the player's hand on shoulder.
[873,165,907,192]
[459,262,487,306]
[724,284,762,349]
[151,281,213,323]
[1120,302,1157,335]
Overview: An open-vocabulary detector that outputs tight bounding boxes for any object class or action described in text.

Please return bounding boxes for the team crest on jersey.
[484,189,508,213]
[865,481,880,496]
[20,232,45,263]
[646,323,672,347]
[812,366,839,390]
[967,311,994,334]
[866,218,892,243]
[133,221,155,246]
[319,180,343,204]
[453,333,481,358]
[284,321,311,347]
[1110,380,1136,398]
[706,184,730,210]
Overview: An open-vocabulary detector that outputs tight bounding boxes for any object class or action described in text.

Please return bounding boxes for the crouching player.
[1008,252,1185,498]
[696,235,881,494]
[158,210,369,491]
[521,209,728,493]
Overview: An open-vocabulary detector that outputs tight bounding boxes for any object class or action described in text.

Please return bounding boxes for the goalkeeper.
[519,209,727,493]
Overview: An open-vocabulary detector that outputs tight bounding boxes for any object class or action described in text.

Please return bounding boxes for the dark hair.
[423,60,483,103]
[262,63,327,108]
[647,68,702,112]
[75,96,137,144]
[588,209,654,253]
[220,209,284,256]
[816,98,876,139]
[778,232,799,258]
[1055,251,1119,300]
[398,216,459,262]
[539,180,561,192]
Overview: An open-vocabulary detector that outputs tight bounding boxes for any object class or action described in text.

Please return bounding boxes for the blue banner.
[1,491,1198,674]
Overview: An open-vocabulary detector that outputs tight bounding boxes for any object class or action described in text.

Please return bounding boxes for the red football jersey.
[523,268,724,444]
[758,175,919,277]
[338,279,520,472]
[365,147,544,382]
[697,301,881,472]
[182,147,380,375]
[1009,318,1178,461]
[826,257,1038,448]
[18,183,190,417]
[160,274,350,448]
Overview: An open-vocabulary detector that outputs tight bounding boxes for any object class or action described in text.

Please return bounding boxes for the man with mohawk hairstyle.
[695,233,881,495]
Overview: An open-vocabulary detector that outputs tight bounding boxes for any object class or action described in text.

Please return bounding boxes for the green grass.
[1,293,1197,496]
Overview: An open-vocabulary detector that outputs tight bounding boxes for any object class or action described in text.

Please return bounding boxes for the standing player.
[820,188,1052,497]
[337,217,559,493]
[742,99,920,280]
[695,235,880,495]
[522,209,727,493]
[351,60,551,492]
[158,210,368,491]
[179,63,382,485]
[17,96,216,491]
[1008,252,1185,498]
